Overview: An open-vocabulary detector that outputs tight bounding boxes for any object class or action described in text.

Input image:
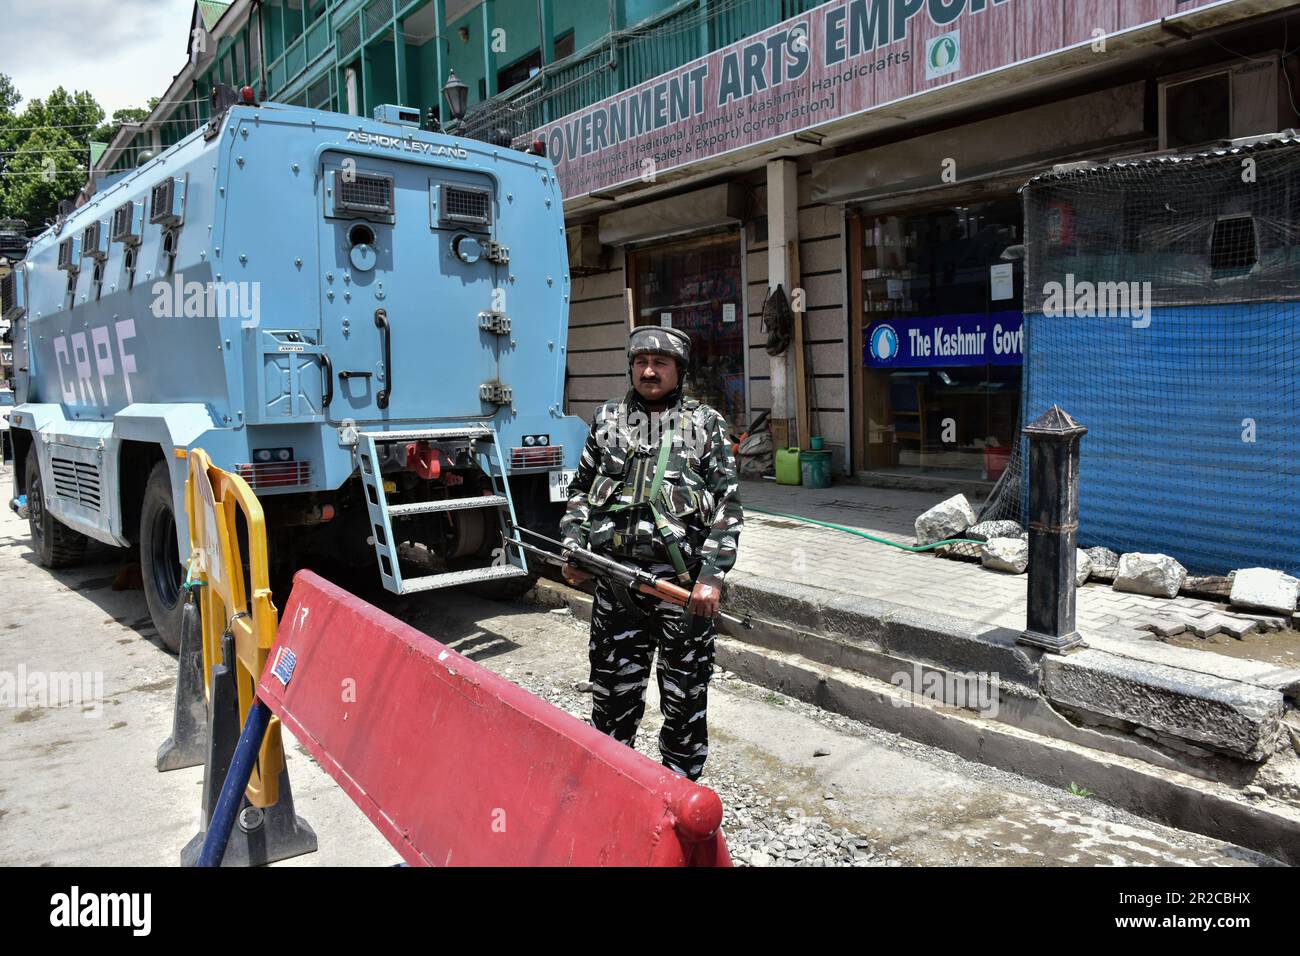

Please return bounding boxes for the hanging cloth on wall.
[761,283,794,357]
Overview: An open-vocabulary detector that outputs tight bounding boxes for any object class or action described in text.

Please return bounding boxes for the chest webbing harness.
[589,400,698,587]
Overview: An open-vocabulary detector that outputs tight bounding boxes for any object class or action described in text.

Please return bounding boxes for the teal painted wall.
[443,0,618,104]
[367,41,399,113]
[102,0,768,174]
[624,0,683,30]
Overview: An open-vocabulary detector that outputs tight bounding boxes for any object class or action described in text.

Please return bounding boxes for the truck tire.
[463,569,539,601]
[25,453,88,568]
[140,461,185,653]
[457,527,539,601]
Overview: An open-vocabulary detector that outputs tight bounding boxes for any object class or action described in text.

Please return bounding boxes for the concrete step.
[720,570,1296,765]
[527,580,1300,868]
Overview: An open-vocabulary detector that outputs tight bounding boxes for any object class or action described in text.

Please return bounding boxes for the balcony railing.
[267,14,335,97]
[462,0,822,143]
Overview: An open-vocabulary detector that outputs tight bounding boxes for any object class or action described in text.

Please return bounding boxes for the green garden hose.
[747,505,986,553]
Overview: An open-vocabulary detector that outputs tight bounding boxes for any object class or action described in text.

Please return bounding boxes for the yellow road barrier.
[185,448,284,808]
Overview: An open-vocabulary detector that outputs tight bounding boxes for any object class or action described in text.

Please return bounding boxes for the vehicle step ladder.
[356,426,528,595]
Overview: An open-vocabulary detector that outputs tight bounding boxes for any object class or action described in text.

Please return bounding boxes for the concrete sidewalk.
[733,479,1293,645]
[713,478,1300,863]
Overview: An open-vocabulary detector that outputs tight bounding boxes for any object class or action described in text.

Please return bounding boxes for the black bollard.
[1019,405,1086,653]
[180,629,317,866]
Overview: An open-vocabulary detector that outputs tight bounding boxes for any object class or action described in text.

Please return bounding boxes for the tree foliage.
[0,74,150,233]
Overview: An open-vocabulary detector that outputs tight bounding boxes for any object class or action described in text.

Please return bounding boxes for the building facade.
[92,0,1300,486]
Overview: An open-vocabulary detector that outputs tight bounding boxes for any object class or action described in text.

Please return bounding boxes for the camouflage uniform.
[560,327,743,781]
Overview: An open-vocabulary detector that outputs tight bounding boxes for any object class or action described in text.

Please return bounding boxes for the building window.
[496,31,575,91]
[859,197,1025,479]
[630,231,745,425]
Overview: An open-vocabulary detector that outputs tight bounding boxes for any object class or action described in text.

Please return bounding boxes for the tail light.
[236,458,311,489]
[510,445,564,469]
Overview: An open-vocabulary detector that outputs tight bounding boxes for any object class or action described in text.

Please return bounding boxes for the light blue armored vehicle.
[3,92,586,650]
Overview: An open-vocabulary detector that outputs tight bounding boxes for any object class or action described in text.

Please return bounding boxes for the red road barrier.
[256,571,732,867]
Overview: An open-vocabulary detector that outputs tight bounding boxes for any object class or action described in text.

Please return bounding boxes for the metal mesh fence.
[978,135,1300,576]
[460,97,533,148]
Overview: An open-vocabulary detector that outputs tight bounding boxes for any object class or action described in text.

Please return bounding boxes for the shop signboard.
[864,312,1023,368]
[536,0,1232,200]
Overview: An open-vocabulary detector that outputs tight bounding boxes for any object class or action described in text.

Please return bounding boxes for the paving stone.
[1234,613,1287,632]
[733,482,1283,662]
[1217,617,1258,640]
[1098,625,1155,642]
[1186,616,1228,639]
[1134,617,1187,637]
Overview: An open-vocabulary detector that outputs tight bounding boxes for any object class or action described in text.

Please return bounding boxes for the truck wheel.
[140,462,185,653]
[25,453,88,568]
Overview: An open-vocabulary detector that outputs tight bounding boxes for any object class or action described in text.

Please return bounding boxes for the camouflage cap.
[628,325,691,365]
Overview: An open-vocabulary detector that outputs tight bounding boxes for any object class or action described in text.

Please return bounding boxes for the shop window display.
[861,198,1025,479]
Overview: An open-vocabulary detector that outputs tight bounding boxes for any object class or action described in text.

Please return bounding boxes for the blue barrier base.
[180,631,316,867]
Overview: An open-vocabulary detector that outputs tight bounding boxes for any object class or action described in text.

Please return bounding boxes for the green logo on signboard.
[931,36,957,68]
[926,31,961,79]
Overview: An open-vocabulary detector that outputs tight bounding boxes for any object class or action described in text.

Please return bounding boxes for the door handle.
[320,351,334,408]
[374,308,391,409]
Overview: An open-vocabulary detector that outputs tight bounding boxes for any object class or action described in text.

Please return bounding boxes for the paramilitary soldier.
[559,326,743,781]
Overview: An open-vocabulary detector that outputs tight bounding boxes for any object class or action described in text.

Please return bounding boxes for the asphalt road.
[0,463,1279,866]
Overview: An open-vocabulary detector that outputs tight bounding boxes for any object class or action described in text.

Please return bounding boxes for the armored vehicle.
[4,93,586,649]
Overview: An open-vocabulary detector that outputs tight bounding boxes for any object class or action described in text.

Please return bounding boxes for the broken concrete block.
[1042,649,1284,761]
[1184,575,1233,599]
[1075,549,1093,587]
[915,494,977,546]
[980,537,1028,574]
[965,519,1025,542]
[1085,547,1120,572]
[1229,568,1299,615]
[1113,553,1187,599]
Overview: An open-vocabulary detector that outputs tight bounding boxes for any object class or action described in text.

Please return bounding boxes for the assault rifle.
[508,527,752,629]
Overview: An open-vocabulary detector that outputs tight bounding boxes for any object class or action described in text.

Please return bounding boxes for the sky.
[0,0,197,118]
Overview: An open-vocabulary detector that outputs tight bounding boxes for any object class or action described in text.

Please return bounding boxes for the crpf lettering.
[52,319,138,408]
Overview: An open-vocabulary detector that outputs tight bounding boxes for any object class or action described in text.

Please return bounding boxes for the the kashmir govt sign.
[864,312,1023,368]
[536,0,1229,200]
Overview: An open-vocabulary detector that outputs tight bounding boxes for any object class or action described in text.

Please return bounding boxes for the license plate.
[548,468,576,502]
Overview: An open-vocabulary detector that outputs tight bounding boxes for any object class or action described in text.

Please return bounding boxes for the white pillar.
[766,159,798,439]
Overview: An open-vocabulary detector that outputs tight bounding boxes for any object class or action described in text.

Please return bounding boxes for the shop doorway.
[629,231,745,425]
[851,197,1025,480]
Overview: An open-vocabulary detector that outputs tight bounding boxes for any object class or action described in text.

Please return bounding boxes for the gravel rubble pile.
[501,656,890,867]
